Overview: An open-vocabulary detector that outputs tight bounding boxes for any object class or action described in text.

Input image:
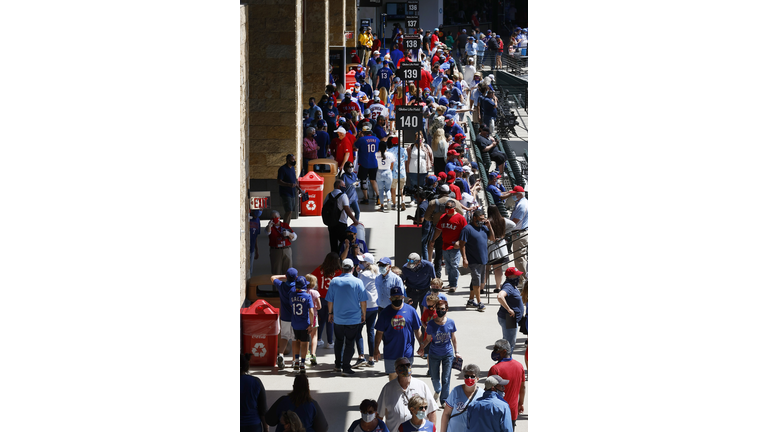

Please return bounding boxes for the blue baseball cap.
[489,172,499,179]
[377,256,392,266]
[438,96,450,106]
[445,113,454,120]
[346,225,357,233]
[286,268,298,281]
[425,175,437,186]
[294,276,307,290]
[317,119,326,127]
[454,166,463,173]
[390,286,405,297]
[471,161,478,169]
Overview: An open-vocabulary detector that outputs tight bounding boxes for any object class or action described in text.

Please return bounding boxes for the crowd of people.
[244,19,529,432]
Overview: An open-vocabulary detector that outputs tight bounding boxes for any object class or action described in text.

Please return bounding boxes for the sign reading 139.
[395,106,423,131]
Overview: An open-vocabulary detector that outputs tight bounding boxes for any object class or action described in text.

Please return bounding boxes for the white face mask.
[362,412,376,422]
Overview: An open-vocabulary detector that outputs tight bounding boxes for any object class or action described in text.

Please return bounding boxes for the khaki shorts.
[280,320,294,341]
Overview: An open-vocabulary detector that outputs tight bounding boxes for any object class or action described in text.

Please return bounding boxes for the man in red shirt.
[488,338,526,428]
[446,171,462,200]
[338,91,359,117]
[333,126,355,168]
[429,200,466,292]
[266,210,298,275]
[418,67,433,92]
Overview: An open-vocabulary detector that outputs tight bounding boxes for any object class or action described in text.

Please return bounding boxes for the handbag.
[519,314,528,335]
[451,355,463,371]
[299,188,309,203]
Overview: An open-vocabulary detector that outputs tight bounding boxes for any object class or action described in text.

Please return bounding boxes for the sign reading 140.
[396,106,423,131]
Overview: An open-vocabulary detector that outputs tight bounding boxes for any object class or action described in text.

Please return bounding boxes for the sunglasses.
[464,375,476,379]
[427,305,436,310]
[418,406,428,411]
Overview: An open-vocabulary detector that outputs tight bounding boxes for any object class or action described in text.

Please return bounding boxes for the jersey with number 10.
[354,135,380,169]
[289,289,312,330]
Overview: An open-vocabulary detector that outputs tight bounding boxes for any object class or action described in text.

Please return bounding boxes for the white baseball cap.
[334,127,346,134]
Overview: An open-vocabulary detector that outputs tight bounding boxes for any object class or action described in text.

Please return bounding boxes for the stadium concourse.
[248,205,529,432]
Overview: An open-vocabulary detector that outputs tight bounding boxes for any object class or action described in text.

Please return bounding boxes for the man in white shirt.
[368,97,388,122]
[463,57,477,85]
[376,357,438,431]
[324,179,360,252]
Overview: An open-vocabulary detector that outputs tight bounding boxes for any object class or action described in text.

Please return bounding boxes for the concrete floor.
[247,197,529,431]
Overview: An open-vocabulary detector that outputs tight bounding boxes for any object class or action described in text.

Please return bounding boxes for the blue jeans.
[349,199,360,221]
[498,315,518,354]
[421,229,430,263]
[318,298,334,344]
[407,172,427,188]
[428,351,454,403]
[477,52,485,66]
[356,309,378,357]
[443,248,461,288]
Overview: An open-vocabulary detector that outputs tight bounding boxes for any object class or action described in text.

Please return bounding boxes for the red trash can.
[345,70,357,91]
[298,171,324,216]
[241,300,280,367]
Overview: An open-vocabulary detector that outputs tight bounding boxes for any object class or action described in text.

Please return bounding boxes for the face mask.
[464,378,476,387]
[497,389,505,398]
[362,413,376,422]
[345,168,353,174]
[415,411,426,420]
[309,101,315,107]
[396,365,412,377]
[378,265,389,274]
[446,208,455,215]
[491,351,501,362]
[391,298,403,307]
[271,217,280,224]
[436,310,447,318]
[289,160,296,166]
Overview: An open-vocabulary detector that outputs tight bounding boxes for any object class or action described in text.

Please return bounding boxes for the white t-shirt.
[461,191,477,208]
[328,189,350,223]
[358,269,379,307]
[375,151,396,171]
[463,65,476,82]
[407,145,428,174]
[369,103,389,121]
[377,377,438,432]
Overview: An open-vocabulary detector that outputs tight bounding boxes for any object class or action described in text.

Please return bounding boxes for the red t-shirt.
[338,100,358,117]
[372,39,381,52]
[335,134,355,167]
[430,34,439,50]
[447,182,462,201]
[488,358,526,420]
[418,69,433,91]
[421,308,437,326]
[437,211,467,250]
[310,266,342,298]
[267,222,294,249]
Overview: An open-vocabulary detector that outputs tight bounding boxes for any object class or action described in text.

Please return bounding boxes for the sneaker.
[300,364,306,373]
[400,203,406,211]
[310,355,318,366]
[367,360,375,367]
[480,289,485,294]
[277,355,285,370]
[448,287,456,293]
[434,391,440,402]
[352,358,366,369]
[333,366,342,373]
[342,368,356,376]
[493,288,500,293]
[466,300,479,308]
[317,340,325,348]
[477,302,486,312]
[361,199,370,205]
[293,362,300,371]
[326,343,334,349]
[376,197,381,205]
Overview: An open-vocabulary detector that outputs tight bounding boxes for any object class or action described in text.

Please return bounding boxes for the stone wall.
[344,0,356,48]
[302,0,329,107]
[240,5,249,308]
[248,0,303,180]
[329,0,345,46]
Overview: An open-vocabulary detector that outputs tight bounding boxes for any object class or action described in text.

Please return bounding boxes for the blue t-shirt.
[449,87,462,102]
[398,419,434,432]
[445,161,459,175]
[447,123,465,141]
[341,172,359,202]
[240,374,266,427]
[487,184,504,206]
[361,82,374,98]
[389,49,404,68]
[426,318,456,357]
[511,197,528,229]
[355,135,380,169]
[374,271,404,309]
[290,288,313,330]
[444,385,479,432]
[417,200,431,234]
[480,96,497,120]
[400,261,436,292]
[377,67,394,90]
[348,418,390,432]
[326,273,368,325]
[374,304,421,360]
[339,239,369,268]
[274,279,296,321]
[277,164,297,197]
[497,280,524,321]
[459,224,490,265]
[268,395,320,432]
[455,178,468,194]
[372,124,388,141]
[315,130,330,158]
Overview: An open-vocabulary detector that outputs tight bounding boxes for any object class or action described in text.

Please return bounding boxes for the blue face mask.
[415,411,426,420]
[491,351,501,362]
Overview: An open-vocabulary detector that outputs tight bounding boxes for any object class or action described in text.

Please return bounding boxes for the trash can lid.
[299,172,324,182]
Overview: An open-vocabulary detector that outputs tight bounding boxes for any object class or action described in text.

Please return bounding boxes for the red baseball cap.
[512,186,525,193]
[505,267,524,277]
[390,136,399,145]
[449,143,461,150]
[454,133,465,141]
[447,150,459,156]
[437,172,447,180]
[447,171,456,181]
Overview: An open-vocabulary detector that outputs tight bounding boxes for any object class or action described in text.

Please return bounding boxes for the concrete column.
[302,0,329,108]
[344,0,356,48]
[329,0,345,46]
[248,0,303,181]
[240,5,249,307]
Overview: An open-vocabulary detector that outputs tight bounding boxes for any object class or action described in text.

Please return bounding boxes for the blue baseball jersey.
[355,135,380,169]
[289,288,313,330]
[377,67,393,90]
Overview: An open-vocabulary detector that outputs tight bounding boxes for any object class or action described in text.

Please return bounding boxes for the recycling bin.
[309,158,338,198]
[345,69,357,91]
[298,171,324,216]
[241,299,280,367]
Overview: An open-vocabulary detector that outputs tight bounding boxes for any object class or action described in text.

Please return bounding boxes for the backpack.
[322,191,343,226]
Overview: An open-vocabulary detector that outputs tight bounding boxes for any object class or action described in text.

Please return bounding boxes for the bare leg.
[309,327,318,356]
[494,266,504,291]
